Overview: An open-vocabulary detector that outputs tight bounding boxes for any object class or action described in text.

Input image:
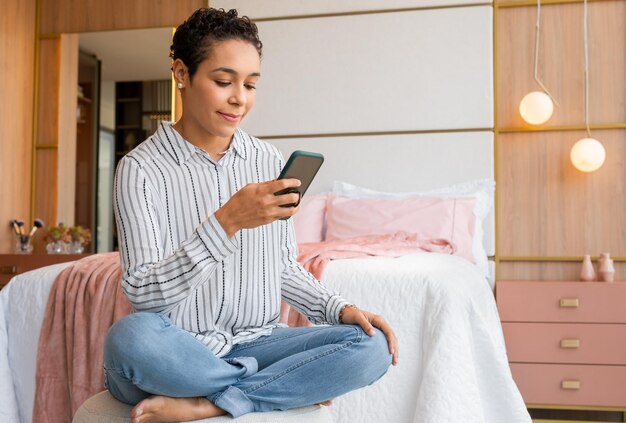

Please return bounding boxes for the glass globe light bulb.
[570,137,606,172]
[519,91,554,125]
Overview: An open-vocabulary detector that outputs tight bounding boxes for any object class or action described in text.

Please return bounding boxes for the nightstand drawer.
[497,281,626,323]
[503,322,626,365]
[510,363,626,408]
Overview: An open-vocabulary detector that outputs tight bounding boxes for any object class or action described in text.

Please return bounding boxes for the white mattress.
[0,255,530,423]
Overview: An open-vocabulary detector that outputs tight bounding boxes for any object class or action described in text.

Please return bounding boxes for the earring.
[177,82,184,89]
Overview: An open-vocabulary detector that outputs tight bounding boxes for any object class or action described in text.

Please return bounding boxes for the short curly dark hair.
[170,8,263,80]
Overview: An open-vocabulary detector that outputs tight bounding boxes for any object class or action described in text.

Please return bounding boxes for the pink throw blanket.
[280,232,455,327]
[33,252,131,423]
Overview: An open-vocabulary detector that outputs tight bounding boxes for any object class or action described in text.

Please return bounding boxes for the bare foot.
[131,396,226,423]
[317,400,333,406]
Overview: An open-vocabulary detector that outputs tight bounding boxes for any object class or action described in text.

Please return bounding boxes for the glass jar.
[15,234,33,254]
[67,240,85,254]
[46,240,66,254]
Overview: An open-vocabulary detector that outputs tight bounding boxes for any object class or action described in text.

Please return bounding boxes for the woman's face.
[182,39,261,139]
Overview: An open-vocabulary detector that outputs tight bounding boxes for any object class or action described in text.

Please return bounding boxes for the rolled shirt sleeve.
[279,217,351,325]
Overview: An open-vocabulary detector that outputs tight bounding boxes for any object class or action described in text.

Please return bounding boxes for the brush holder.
[15,234,33,254]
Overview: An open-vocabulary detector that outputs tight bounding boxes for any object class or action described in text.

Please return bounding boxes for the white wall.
[212,1,495,256]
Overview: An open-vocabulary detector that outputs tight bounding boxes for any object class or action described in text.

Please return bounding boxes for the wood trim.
[250,3,493,23]
[258,127,494,140]
[498,261,626,280]
[500,123,626,133]
[493,0,501,280]
[35,38,60,148]
[500,256,626,262]
[57,33,78,225]
[33,148,58,227]
[29,0,41,224]
[496,0,613,7]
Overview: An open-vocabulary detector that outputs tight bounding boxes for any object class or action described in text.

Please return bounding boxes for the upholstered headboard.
[221,1,495,276]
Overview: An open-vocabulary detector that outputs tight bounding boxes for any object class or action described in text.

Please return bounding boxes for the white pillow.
[332,179,494,279]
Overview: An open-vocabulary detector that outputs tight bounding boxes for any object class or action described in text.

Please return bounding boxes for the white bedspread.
[322,253,530,423]
[0,254,530,423]
[0,262,75,423]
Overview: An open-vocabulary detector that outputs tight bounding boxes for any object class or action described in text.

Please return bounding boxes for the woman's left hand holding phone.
[214,178,301,238]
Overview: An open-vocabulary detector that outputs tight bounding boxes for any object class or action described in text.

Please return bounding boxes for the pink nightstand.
[497,280,626,419]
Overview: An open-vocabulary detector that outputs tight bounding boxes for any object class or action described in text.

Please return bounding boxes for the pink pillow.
[325,195,477,263]
[292,194,328,243]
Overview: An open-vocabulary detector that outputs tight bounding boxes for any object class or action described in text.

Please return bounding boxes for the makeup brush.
[11,219,20,235]
[29,218,44,237]
[16,220,25,235]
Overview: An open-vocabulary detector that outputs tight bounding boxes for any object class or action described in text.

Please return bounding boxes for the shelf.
[142,110,171,115]
[117,97,141,103]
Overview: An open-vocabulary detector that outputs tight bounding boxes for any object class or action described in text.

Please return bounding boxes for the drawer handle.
[560,339,580,349]
[559,298,579,308]
[561,380,580,390]
[0,265,17,275]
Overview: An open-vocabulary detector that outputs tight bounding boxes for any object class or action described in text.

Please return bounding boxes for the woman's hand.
[340,307,398,366]
[215,179,301,238]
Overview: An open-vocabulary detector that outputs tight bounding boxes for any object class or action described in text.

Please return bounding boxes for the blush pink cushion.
[292,194,328,243]
[325,195,477,263]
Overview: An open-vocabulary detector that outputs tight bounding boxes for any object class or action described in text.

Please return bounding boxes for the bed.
[0,250,530,423]
[0,178,531,423]
[0,135,530,423]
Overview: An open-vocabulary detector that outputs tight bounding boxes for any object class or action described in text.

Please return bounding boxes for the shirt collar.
[156,122,248,165]
[231,128,248,161]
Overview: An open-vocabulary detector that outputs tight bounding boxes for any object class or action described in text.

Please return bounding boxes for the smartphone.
[274,150,324,214]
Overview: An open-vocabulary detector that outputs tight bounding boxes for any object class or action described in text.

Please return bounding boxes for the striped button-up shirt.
[114,122,349,357]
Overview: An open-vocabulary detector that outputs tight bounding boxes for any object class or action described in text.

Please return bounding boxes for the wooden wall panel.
[40,0,206,34]
[498,261,626,281]
[36,35,86,232]
[0,0,36,253]
[497,129,626,257]
[497,1,626,128]
[36,38,60,147]
[34,149,58,230]
[57,34,78,225]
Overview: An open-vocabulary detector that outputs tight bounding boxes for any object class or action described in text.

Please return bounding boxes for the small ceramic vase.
[598,252,615,282]
[579,254,596,281]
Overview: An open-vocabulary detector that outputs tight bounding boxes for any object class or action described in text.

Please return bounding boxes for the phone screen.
[278,154,323,197]
[275,151,324,215]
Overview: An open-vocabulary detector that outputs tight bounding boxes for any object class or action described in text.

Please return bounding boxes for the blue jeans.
[103,312,391,418]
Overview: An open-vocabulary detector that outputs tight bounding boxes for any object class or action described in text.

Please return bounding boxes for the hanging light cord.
[534,0,559,105]
[583,0,591,137]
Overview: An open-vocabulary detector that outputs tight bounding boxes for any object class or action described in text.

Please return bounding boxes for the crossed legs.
[103,312,391,421]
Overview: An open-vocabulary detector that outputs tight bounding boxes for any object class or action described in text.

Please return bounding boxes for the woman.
[105,8,398,423]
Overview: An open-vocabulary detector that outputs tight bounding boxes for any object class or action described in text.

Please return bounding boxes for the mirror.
[74,27,174,252]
